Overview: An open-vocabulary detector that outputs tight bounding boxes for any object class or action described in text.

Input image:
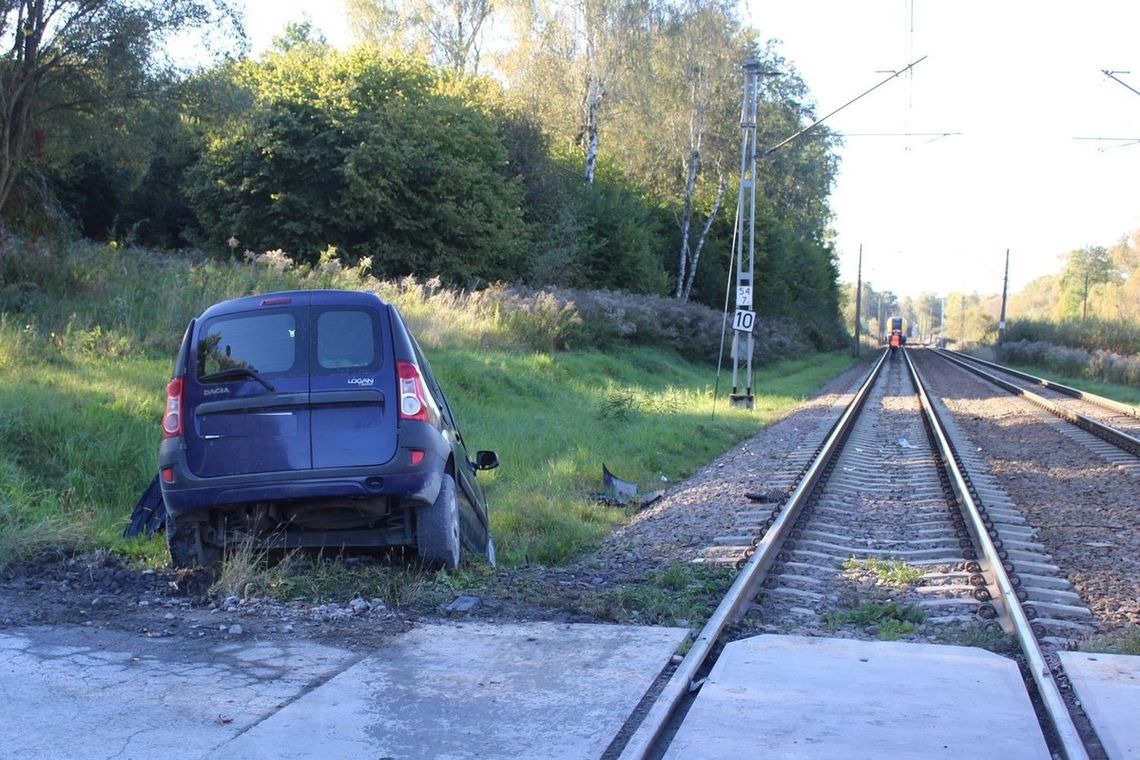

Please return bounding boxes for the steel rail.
[617,349,889,760]
[939,349,1140,419]
[934,349,1140,456]
[906,351,1091,760]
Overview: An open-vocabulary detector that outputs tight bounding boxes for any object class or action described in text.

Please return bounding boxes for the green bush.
[188,49,531,285]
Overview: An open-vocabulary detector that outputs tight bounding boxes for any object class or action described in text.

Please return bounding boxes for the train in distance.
[886,315,908,352]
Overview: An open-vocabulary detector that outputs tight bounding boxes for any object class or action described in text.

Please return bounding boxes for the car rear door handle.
[195,393,312,415]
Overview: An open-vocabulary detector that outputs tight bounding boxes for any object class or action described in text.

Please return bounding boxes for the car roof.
[197,290,389,321]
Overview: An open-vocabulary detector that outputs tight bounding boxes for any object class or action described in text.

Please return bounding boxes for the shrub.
[1006,318,1140,357]
[999,340,1140,387]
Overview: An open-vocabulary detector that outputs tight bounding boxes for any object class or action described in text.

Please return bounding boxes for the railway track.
[615,347,1105,760]
[931,348,1140,468]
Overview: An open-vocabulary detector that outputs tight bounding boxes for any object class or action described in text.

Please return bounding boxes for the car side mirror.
[474,450,499,471]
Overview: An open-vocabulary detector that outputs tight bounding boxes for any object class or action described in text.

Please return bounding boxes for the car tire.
[418,473,461,570]
[167,518,221,569]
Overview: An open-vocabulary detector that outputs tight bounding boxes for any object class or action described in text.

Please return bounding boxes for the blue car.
[155,289,498,569]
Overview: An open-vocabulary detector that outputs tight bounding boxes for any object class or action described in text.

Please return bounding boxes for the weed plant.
[842,556,926,586]
[1079,627,1140,656]
[0,238,859,568]
[825,601,926,641]
[577,563,736,626]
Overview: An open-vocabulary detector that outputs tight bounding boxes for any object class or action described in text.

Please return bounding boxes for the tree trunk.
[0,0,46,216]
[584,72,602,186]
[674,147,699,298]
[682,172,725,302]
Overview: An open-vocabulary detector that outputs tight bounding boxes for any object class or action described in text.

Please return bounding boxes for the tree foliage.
[0,0,240,218]
[188,47,531,285]
[346,0,493,75]
[1059,245,1122,321]
[3,1,852,349]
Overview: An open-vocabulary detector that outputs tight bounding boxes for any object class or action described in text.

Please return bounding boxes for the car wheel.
[418,473,461,570]
[167,518,222,569]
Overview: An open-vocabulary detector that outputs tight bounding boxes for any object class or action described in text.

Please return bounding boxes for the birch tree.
[654,0,740,300]
[346,0,494,75]
[500,0,649,184]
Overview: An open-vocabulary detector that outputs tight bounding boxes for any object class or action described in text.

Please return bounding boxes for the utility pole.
[960,294,966,344]
[853,244,863,356]
[729,59,763,409]
[877,292,884,343]
[939,297,945,346]
[997,249,1009,357]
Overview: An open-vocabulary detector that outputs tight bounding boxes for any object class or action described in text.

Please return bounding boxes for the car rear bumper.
[158,423,449,519]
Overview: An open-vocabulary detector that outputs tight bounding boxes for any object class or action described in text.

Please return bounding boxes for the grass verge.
[0,314,858,568]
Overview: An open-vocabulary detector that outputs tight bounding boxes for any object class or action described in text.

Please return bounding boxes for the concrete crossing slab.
[211,622,688,759]
[1059,650,1140,759]
[0,621,687,759]
[0,626,358,760]
[666,634,1050,759]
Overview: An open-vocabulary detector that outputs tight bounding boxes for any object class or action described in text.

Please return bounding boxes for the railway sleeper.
[913,584,979,596]
[798,530,958,547]
[1019,599,1095,619]
[710,535,757,547]
[980,523,1037,538]
[913,597,982,611]
[1032,616,1099,634]
[759,586,825,602]
[1001,556,1061,574]
[794,541,966,560]
[1016,571,1081,590]
[1000,539,1050,554]
[780,560,847,577]
[772,573,824,587]
[1020,587,1085,606]
[1007,549,1057,567]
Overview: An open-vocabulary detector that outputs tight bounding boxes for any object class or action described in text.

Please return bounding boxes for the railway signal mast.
[724,56,928,409]
[728,59,764,409]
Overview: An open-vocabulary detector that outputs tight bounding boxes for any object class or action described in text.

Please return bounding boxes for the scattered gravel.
[912,350,1140,633]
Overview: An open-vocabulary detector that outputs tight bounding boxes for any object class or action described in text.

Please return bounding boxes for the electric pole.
[853,244,863,356]
[997,249,1009,357]
[729,59,763,409]
[960,294,966,344]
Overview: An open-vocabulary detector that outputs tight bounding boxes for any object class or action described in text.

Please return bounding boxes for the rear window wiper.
[199,366,276,393]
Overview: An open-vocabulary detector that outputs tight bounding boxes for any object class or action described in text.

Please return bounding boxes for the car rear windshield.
[197,312,298,380]
[315,309,379,371]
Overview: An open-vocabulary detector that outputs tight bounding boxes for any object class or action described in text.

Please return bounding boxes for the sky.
[238,0,1140,298]
[748,0,1140,297]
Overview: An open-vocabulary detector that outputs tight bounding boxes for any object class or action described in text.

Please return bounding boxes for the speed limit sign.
[733,309,755,333]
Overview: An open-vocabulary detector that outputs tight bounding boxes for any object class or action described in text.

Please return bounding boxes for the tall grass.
[0,238,857,567]
[1,238,818,362]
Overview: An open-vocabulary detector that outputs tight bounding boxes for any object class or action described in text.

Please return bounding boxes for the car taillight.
[162,377,184,438]
[397,361,437,424]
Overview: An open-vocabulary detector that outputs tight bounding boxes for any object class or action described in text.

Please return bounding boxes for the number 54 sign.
[733,309,755,333]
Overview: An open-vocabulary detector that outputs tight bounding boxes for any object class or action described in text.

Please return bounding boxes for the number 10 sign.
[733,309,755,333]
